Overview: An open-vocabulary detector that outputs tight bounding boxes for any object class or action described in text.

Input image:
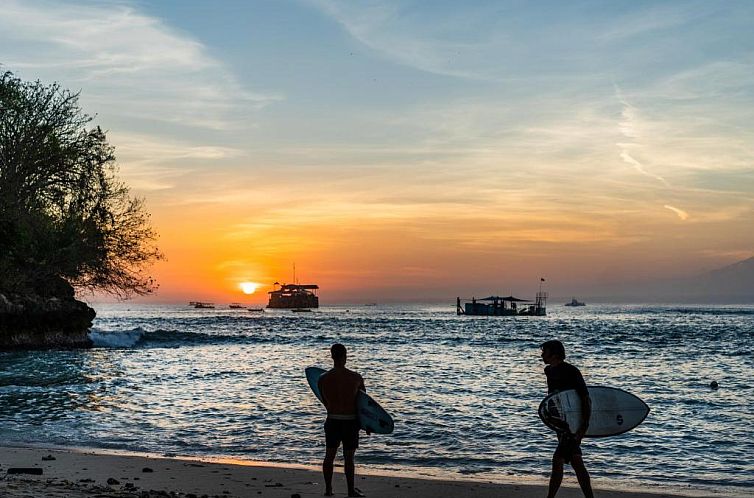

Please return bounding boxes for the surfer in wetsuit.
[541,340,594,498]
[318,343,366,497]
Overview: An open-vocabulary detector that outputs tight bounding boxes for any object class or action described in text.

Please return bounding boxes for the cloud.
[306,0,509,80]
[110,132,243,191]
[614,87,672,187]
[0,0,282,130]
[664,204,689,220]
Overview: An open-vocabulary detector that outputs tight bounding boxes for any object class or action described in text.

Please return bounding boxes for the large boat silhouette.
[267,282,319,309]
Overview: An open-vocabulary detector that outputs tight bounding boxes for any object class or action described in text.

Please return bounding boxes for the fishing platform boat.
[457,293,547,316]
[267,282,319,309]
[457,278,548,316]
[190,301,215,309]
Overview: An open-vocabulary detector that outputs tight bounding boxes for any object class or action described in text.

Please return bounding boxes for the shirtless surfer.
[317,343,366,497]
[541,340,594,498]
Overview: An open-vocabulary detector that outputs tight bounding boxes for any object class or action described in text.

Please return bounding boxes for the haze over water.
[1,304,751,495]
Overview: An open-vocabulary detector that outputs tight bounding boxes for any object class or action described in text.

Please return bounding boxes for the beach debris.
[41,454,56,461]
[7,467,43,475]
[107,477,120,485]
[142,467,154,473]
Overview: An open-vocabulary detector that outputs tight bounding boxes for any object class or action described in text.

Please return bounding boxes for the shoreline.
[0,444,742,498]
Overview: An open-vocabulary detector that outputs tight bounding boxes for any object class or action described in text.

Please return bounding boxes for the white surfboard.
[538,386,649,438]
[306,367,395,434]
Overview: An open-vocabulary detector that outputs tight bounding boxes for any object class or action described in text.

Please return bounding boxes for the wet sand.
[0,446,726,497]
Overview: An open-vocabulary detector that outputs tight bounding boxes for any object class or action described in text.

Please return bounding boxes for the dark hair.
[331,343,347,359]
[541,340,566,360]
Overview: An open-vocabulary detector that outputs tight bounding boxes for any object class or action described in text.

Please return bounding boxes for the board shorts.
[324,418,360,450]
[555,433,582,463]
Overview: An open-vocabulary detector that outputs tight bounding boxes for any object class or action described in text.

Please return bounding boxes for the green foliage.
[0,70,162,298]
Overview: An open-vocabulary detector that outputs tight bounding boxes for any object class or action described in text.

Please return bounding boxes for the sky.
[1,0,753,303]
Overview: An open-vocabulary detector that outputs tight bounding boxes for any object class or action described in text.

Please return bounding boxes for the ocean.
[1,303,752,495]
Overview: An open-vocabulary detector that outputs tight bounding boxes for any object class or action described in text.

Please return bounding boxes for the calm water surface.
[0,303,752,495]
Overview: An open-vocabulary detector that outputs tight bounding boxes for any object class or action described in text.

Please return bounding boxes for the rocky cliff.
[0,292,94,350]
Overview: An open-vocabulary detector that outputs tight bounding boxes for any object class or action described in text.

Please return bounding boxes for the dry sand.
[0,446,729,498]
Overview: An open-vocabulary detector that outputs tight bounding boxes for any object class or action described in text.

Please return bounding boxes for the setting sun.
[239,282,259,295]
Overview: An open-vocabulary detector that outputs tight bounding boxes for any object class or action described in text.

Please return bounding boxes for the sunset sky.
[2,0,753,303]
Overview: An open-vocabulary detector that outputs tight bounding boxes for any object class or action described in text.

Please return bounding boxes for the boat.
[457,294,547,316]
[229,303,246,309]
[267,283,319,309]
[248,308,265,313]
[190,301,215,309]
[456,280,548,316]
[564,298,586,307]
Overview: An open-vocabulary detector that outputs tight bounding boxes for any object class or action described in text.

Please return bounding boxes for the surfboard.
[305,366,395,434]
[538,386,649,438]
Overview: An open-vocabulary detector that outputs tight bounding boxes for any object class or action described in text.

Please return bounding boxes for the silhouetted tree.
[0,70,162,298]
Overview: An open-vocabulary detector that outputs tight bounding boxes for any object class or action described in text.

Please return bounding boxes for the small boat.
[229,303,246,309]
[248,308,265,313]
[190,301,215,309]
[564,298,586,307]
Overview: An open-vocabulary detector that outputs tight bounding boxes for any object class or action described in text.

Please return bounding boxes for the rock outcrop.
[0,291,94,350]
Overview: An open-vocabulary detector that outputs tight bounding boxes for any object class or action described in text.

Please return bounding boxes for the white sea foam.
[88,327,145,348]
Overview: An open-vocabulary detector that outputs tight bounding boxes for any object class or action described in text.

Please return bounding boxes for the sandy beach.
[0,446,730,498]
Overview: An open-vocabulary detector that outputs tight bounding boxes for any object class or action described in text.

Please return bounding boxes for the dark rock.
[291,494,301,498]
[0,290,95,350]
[8,467,43,475]
[79,478,95,483]
[142,467,154,473]
[42,454,56,461]
[107,478,120,485]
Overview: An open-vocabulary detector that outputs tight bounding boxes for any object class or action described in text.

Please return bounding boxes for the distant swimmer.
[541,340,594,498]
[317,343,366,497]
[710,381,719,390]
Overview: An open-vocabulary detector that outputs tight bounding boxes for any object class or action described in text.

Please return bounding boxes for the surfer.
[317,343,366,497]
[541,340,594,498]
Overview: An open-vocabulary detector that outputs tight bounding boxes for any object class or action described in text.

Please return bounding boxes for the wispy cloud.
[306,0,508,80]
[0,0,282,129]
[664,204,689,220]
[615,87,671,187]
[110,132,243,191]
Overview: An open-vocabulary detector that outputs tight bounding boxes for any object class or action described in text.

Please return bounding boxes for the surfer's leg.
[547,454,564,498]
[343,449,364,497]
[323,447,337,496]
[570,455,594,498]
